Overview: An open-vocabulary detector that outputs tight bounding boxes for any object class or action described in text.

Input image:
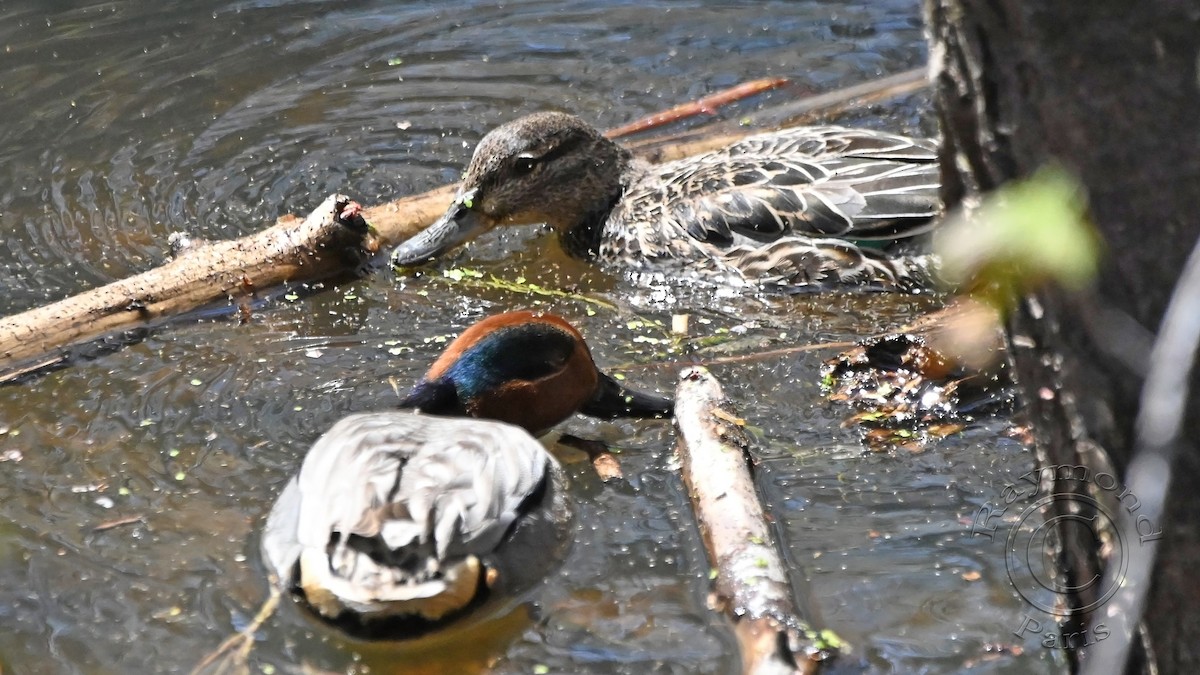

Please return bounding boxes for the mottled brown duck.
[392,111,941,289]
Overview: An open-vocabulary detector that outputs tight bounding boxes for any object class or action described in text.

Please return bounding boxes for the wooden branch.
[0,194,375,382]
[673,366,836,675]
[360,183,458,249]
[0,71,928,383]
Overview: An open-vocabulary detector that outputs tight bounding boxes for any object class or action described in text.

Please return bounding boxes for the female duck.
[391,112,941,289]
[260,311,671,635]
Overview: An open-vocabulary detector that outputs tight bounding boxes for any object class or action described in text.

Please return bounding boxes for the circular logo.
[1002,493,1127,616]
[972,465,1161,649]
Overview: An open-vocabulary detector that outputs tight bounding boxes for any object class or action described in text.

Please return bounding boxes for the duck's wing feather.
[661,127,941,246]
[743,125,938,163]
[262,476,304,587]
[263,412,549,602]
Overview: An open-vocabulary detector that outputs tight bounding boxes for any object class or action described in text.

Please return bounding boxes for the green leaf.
[936,164,1101,307]
[816,628,847,650]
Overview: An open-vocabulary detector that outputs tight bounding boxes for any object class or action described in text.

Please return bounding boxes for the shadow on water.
[0,1,1064,673]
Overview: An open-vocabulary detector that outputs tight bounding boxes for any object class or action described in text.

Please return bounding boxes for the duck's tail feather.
[301,544,483,622]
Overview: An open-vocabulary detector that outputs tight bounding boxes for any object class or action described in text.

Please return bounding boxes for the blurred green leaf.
[936,164,1101,309]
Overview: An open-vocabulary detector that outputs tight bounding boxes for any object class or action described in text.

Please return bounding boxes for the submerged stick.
[0,71,928,382]
[619,296,1002,374]
[628,68,929,161]
[673,367,837,675]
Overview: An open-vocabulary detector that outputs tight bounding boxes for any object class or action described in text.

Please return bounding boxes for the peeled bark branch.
[0,194,375,383]
[673,367,834,675]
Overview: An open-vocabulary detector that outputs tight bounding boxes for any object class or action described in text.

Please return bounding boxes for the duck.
[260,310,671,637]
[395,310,674,433]
[390,111,942,289]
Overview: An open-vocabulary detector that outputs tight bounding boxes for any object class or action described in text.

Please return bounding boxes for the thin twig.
[627,68,928,157]
[190,587,283,675]
[91,515,145,532]
[606,78,790,138]
[618,340,858,372]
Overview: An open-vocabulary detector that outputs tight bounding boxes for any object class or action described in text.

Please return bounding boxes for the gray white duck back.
[261,412,571,632]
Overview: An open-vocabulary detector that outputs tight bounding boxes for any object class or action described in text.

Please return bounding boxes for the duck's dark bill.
[391,192,487,266]
[582,372,675,419]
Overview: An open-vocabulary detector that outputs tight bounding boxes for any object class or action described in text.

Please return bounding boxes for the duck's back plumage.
[262,412,564,625]
[606,126,941,288]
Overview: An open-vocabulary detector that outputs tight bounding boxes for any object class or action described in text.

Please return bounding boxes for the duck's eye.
[514,156,539,174]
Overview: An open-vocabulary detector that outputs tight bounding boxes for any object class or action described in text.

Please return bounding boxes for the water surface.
[0,1,1061,673]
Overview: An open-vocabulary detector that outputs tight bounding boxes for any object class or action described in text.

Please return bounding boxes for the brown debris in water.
[558,434,624,481]
[822,333,1011,452]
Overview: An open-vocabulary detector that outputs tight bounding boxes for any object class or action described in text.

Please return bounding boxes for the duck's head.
[391,112,633,265]
[398,310,672,434]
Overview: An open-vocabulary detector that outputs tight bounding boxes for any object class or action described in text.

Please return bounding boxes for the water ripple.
[0,1,995,672]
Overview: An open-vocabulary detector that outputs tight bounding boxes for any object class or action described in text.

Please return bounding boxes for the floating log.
[673,366,836,675]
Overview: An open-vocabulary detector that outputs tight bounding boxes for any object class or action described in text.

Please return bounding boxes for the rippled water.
[0,1,1063,673]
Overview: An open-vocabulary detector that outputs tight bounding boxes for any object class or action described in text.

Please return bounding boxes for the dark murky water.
[0,2,1064,673]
